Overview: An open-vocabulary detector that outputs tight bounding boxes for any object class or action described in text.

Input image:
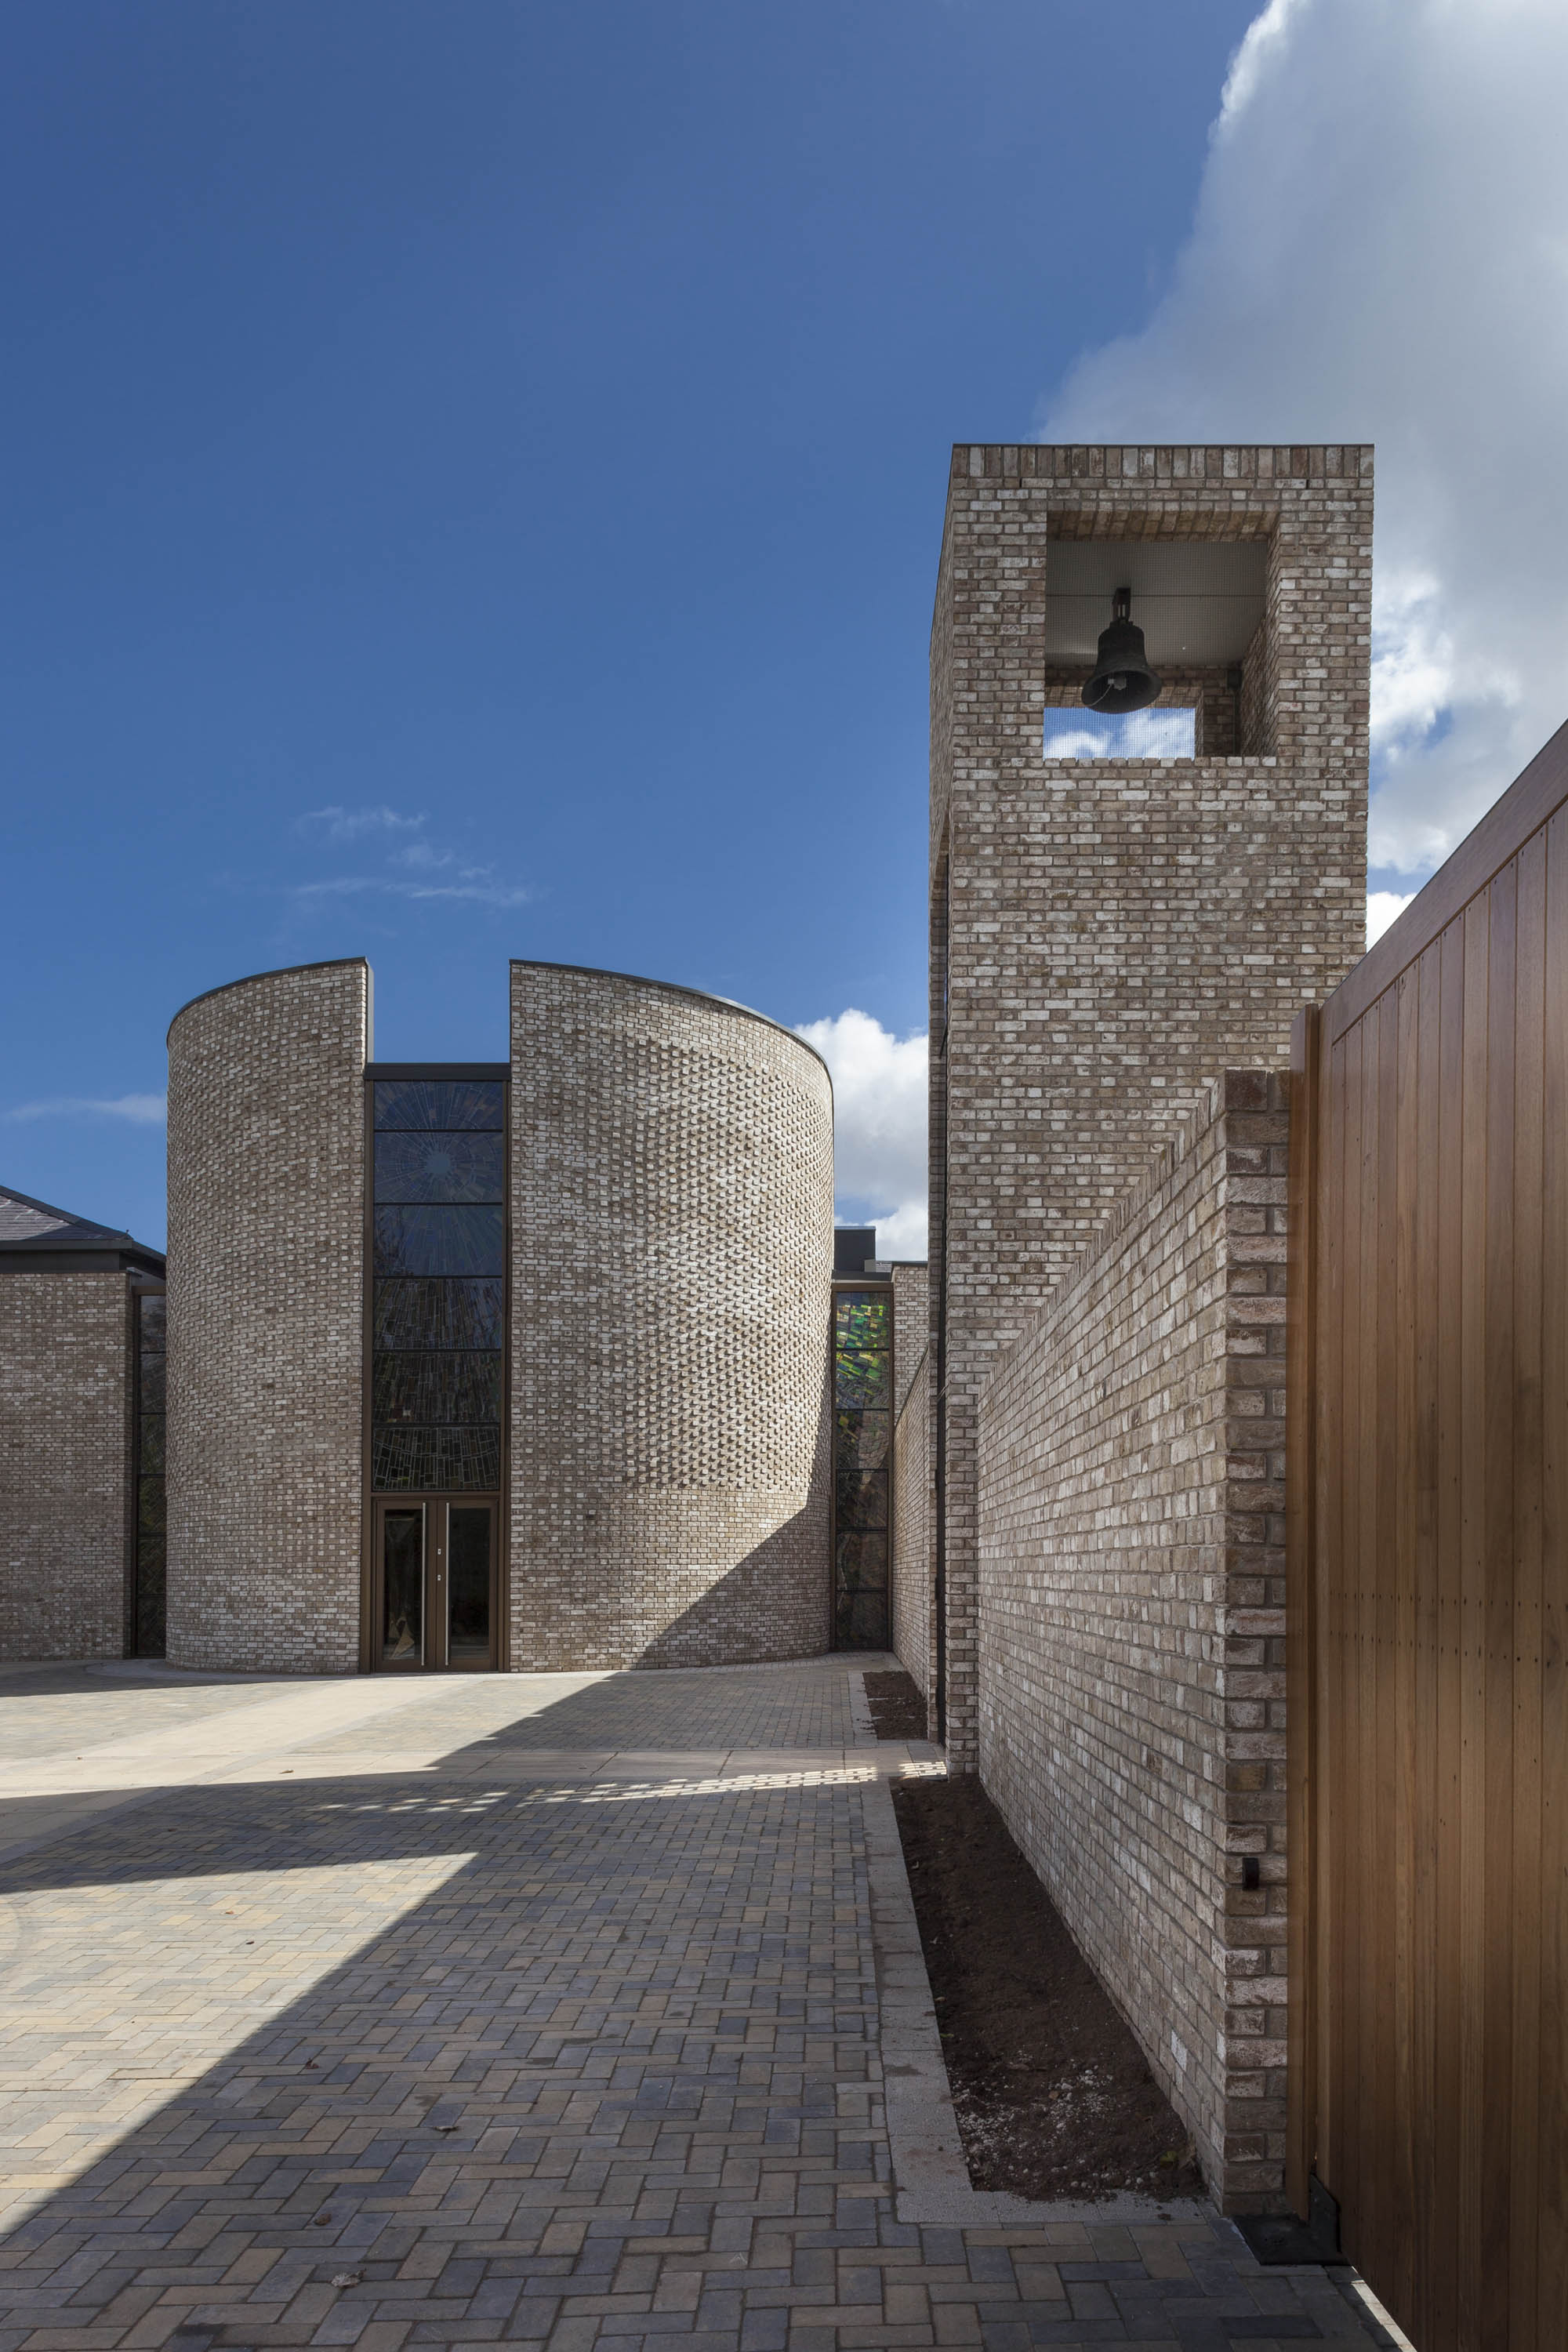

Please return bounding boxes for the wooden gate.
[1287,720,1568,2350]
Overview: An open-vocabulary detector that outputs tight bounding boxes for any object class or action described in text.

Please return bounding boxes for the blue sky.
[8,2,1566,1256]
[0,1,1258,1250]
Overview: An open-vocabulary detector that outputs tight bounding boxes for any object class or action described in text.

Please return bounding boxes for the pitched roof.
[0,1184,165,1271]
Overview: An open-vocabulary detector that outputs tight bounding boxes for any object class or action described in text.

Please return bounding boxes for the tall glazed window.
[370,1080,505,1494]
[132,1286,166,1656]
[833,1285,891,1648]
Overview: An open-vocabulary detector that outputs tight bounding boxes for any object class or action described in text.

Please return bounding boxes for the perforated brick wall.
[509,964,833,1669]
[890,1263,932,1707]
[0,1270,131,1658]
[977,1072,1290,2209]
[165,960,368,1673]
[931,442,1370,1769]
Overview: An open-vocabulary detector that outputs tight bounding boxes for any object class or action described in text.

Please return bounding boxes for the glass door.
[445,1501,494,1668]
[379,1501,426,1667]
[374,1496,495,1670]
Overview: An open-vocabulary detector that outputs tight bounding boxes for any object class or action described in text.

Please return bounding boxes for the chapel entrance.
[374,1496,497,1671]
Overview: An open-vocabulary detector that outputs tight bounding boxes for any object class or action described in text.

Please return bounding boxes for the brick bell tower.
[929,442,1371,1767]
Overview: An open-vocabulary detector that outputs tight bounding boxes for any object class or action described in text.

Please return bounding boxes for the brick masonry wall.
[977,1071,1290,2210]
[510,964,833,1670]
[931,443,1370,1769]
[891,1264,932,1706]
[0,1270,131,1658]
[166,961,368,1673]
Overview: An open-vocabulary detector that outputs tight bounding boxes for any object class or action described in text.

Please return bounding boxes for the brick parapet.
[165,960,368,1673]
[975,1070,1290,2209]
[0,1270,132,1658]
[509,964,833,1670]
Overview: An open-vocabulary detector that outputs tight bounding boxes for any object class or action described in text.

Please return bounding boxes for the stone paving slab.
[0,1658,1399,2352]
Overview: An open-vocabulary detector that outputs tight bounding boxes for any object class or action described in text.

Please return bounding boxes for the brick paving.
[0,1658,1391,2351]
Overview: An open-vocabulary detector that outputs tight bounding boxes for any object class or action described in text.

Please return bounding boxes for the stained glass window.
[372,1278,503,1352]
[373,1206,505,1279]
[373,1080,506,1131]
[832,1285,892,1649]
[373,1131,505,1203]
[133,1287,166,1658]
[370,1079,505,1495]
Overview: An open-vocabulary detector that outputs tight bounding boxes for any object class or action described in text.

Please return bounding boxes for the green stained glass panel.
[835,1291,890,1349]
[834,1348,890,1410]
[372,1278,503,1351]
[374,1206,504,1278]
[374,1130,504,1204]
[373,1080,504,1131]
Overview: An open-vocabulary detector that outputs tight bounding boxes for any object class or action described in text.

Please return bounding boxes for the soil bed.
[892,1767,1204,2203]
[863,1668,928,1741]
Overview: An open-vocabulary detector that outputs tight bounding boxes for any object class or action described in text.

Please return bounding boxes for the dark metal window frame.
[360,1062,510,1672]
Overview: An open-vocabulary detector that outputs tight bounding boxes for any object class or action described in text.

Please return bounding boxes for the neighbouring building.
[0,1187,165,1661]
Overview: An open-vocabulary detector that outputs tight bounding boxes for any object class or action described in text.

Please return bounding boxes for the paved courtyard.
[0,1657,1396,2352]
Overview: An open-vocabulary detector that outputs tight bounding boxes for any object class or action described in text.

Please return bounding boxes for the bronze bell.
[1081,586,1161,714]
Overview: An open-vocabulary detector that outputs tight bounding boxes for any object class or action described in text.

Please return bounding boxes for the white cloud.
[297,805,427,843]
[795,1010,928,1260]
[292,871,533,909]
[1366,890,1416,948]
[5,1093,167,1125]
[1036,0,1568,884]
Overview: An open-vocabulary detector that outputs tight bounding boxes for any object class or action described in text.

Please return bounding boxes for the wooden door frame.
[443,1495,499,1672]
[372,1492,499,1673]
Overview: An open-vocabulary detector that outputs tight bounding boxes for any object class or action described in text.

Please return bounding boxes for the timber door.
[373,1497,496,1671]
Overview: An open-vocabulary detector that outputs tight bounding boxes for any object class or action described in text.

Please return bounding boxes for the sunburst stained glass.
[370,1078,505,1496]
[832,1285,892,1650]
[374,1131,505,1203]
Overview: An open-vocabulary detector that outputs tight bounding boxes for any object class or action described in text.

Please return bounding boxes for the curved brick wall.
[166,961,369,1672]
[509,964,833,1668]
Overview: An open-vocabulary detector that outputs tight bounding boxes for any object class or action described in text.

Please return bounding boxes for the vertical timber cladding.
[931,444,1373,1768]
[508,962,834,1669]
[166,960,370,1674]
[1289,718,1568,2350]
